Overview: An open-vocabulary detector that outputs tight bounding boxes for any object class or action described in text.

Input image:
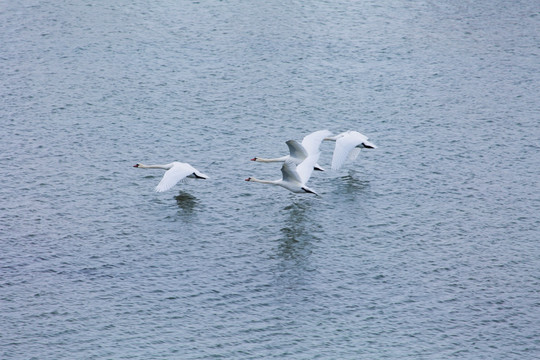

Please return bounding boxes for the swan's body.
[133,162,208,192]
[324,131,377,170]
[246,148,320,195]
[251,129,332,171]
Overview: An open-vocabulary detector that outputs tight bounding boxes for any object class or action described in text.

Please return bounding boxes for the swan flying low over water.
[324,131,377,170]
[251,129,332,171]
[246,141,320,195]
[133,162,208,192]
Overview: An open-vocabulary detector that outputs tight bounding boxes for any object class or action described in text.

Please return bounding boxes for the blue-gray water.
[1,0,539,359]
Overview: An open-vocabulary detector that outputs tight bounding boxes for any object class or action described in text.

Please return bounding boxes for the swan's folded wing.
[281,160,303,184]
[297,151,320,184]
[285,140,308,163]
[331,135,363,170]
[301,129,332,155]
[155,164,194,192]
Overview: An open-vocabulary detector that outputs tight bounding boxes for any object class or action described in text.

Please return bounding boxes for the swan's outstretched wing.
[301,130,333,155]
[324,132,346,141]
[296,151,321,184]
[347,147,362,163]
[285,140,308,163]
[331,132,368,170]
[281,160,303,184]
[155,163,196,192]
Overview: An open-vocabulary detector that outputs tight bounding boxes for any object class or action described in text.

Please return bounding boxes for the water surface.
[1,0,539,359]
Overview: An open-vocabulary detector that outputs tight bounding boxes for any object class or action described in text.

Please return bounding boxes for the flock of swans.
[133,130,377,195]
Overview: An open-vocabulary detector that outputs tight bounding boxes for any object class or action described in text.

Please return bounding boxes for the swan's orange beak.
[133,164,139,167]
[250,158,257,161]
[245,177,251,181]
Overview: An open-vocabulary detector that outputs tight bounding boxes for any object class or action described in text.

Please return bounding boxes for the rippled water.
[1,0,539,359]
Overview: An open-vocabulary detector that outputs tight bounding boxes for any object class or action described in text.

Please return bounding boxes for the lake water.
[1,0,539,359]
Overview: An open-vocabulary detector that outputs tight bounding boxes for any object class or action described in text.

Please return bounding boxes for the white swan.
[251,129,332,171]
[133,162,208,192]
[324,131,377,170]
[246,144,320,195]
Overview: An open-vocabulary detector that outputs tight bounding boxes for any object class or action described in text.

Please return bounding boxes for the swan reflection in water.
[278,201,318,260]
[337,170,370,194]
[174,191,199,213]
[273,201,319,291]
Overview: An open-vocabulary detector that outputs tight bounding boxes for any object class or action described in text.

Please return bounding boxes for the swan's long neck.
[253,156,288,163]
[249,178,280,185]
[137,163,172,170]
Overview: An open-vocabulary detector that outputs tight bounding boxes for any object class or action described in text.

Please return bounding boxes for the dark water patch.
[174,191,199,212]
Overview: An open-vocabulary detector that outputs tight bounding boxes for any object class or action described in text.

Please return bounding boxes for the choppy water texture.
[1,0,539,359]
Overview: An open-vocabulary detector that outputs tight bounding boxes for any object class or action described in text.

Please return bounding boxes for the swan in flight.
[251,129,332,171]
[133,162,208,192]
[324,131,377,170]
[246,142,320,195]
